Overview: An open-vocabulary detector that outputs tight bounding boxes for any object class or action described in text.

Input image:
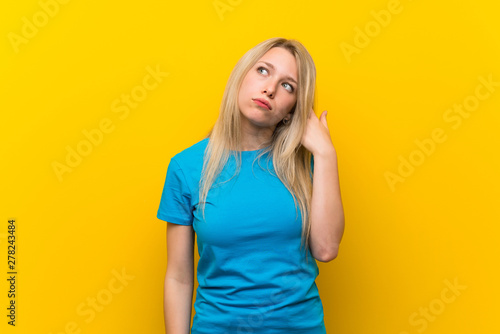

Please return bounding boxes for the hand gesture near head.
[301,109,336,156]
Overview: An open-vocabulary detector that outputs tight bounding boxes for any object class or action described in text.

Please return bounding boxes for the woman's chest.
[192,164,303,248]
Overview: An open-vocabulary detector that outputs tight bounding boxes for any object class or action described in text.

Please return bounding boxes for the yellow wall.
[1,0,498,333]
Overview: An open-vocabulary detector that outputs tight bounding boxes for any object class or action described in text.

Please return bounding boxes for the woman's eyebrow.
[257,61,297,85]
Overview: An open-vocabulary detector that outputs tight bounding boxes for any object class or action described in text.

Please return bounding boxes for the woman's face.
[237,47,298,130]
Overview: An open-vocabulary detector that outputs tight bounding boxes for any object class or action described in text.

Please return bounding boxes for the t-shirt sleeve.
[157,158,193,226]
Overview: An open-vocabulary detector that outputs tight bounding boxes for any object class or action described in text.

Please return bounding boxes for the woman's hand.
[301,109,336,156]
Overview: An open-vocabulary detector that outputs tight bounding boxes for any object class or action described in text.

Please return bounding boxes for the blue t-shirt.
[157,137,325,334]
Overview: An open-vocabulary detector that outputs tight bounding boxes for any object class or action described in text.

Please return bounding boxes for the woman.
[157,37,345,334]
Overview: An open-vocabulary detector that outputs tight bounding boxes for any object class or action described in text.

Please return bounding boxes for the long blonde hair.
[198,37,317,261]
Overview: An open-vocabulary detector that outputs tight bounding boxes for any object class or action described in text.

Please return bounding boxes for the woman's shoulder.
[171,137,209,166]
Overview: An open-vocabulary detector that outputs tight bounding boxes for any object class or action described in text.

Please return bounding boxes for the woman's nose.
[262,77,280,97]
[262,84,275,97]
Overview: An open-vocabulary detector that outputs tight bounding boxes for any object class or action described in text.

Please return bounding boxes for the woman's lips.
[253,98,271,110]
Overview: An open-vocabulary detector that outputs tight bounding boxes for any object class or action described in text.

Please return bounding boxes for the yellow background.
[1,0,499,333]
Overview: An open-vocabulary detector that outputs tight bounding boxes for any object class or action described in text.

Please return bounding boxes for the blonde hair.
[198,37,317,262]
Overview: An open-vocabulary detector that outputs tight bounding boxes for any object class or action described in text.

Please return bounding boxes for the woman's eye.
[283,83,294,92]
[257,66,268,75]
